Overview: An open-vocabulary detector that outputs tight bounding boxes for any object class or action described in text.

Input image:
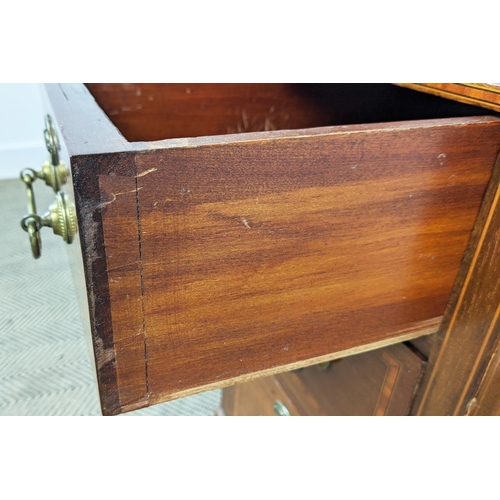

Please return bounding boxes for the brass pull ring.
[23,217,42,259]
[20,168,77,259]
[20,168,42,259]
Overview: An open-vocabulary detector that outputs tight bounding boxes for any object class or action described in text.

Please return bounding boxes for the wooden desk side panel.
[413,153,500,415]
[470,341,500,415]
[132,118,500,408]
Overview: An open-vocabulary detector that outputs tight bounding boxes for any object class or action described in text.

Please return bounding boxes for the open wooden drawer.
[33,84,500,415]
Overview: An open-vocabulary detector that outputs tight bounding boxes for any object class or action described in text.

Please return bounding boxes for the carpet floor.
[0,178,221,416]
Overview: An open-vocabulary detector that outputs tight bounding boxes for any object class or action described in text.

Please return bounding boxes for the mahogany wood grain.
[223,343,426,416]
[132,117,500,411]
[98,174,148,410]
[397,84,500,115]
[413,153,500,415]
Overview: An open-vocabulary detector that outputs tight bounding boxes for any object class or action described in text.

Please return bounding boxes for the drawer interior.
[85,83,497,142]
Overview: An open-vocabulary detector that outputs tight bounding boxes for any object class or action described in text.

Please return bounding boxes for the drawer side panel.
[132,118,500,405]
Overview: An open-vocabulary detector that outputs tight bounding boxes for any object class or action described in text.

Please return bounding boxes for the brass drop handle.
[20,168,77,259]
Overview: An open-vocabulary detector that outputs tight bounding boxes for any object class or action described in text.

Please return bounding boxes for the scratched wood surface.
[222,343,426,416]
[130,117,500,410]
[85,83,334,141]
[85,83,496,143]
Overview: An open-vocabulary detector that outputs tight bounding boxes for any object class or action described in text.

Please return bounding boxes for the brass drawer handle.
[18,114,76,259]
[273,400,291,416]
[37,114,69,192]
[20,168,77,259]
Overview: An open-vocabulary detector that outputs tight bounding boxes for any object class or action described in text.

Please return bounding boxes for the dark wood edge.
[411,152,500,415]
[45,84,149,415]
[45,84,133,156]
[396,84,500,115]
[71,151,142,416]
[470,343,500,415]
